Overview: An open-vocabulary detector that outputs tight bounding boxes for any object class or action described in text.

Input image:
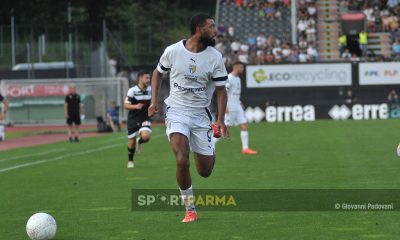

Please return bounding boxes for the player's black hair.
[137,71,149,79]
[190,13,213,36]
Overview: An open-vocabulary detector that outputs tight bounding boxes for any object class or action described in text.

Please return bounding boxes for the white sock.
[0,124,4,141]
[179,185,195,212]
[240,131,249,149]
[213,137,220,147]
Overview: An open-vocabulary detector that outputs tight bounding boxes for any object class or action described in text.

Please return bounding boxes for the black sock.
[128,147,135,161]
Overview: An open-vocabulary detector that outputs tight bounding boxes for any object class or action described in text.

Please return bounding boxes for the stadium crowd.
[216,0,318,66]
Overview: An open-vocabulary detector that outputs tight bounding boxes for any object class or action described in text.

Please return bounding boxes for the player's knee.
[198,168,212,178]
[176,160,190,172]
[141,135,151,142]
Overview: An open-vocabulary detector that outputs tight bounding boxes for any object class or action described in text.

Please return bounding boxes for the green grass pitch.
[1,120,400,239]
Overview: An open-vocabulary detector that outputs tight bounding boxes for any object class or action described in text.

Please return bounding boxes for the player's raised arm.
[148,68,162,117]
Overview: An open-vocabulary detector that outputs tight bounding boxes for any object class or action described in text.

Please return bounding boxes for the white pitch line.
[0,143,123,173]
[0,133,166,173]
[0,148,66,163]
[107,133,165,142]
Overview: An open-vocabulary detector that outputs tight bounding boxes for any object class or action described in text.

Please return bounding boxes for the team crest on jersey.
[189,64,197,74]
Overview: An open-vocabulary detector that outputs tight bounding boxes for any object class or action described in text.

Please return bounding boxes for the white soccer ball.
[397,144,400,157]
[26,213,57,240]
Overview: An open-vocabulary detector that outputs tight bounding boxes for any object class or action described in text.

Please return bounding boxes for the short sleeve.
[0,94,4,102]
[212,56,228,87]
[126,88,134,98]
[65,95,69,103]
[157,46,172,74]
[225,77,232,92]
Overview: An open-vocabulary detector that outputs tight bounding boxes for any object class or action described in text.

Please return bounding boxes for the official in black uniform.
[64,86,83,142]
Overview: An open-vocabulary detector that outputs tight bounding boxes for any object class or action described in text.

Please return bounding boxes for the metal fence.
[0,22,170,76]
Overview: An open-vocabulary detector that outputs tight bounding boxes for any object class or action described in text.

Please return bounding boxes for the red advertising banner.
[4,84,71,98]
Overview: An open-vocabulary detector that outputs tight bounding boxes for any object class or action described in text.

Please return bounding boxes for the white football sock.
[179,185,195,212]
[240,131,249,149]
[0,124,5,141]
[213,136,220,147]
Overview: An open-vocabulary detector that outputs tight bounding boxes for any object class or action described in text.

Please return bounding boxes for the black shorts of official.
[67,115,81,125]
[127,119,152,139]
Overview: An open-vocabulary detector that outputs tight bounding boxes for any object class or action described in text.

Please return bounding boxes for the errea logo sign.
[329,104,388,120]
[245,105,315,123]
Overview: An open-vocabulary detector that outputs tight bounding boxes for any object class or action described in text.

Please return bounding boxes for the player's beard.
[199,35,215,47]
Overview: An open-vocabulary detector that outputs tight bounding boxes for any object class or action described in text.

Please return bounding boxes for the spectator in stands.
[388,0,400,8]
[366,49,377,61]
[107,101,121,132]
[350,52,361,61]
[388,14,399,32]
[306,21,317,43]
[228,26,235,39]
[358,30,368,57]
[307,2,317,16]
[307,43,319,62]
[298,50,308,62]
[217,23,226,35]
[392,38,400,59]
[298,36,308,50]
[341,48,352,60]
[345,89,357,105]
[264,50,275,63]
[265,3,276,19]
[339,33,347,56]
[288,47,300,62]
[388,89,400,110]
[297,17,308,38]
[364,6,375,30]
[339,0,349,13]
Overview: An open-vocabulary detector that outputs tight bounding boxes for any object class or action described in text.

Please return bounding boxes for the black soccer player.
[64,85,83,142]
[124,71,152,168]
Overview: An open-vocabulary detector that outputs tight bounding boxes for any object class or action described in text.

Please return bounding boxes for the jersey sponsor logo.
[173,83,206,92]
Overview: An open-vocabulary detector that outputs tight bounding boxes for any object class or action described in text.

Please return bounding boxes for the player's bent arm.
[215,86,227,122]
[215,86,228,137]
[148,68,162,116]
[123,100,142,110]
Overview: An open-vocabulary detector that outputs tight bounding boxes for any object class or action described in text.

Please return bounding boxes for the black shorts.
[67,115,81,125]
[127,119,152,139]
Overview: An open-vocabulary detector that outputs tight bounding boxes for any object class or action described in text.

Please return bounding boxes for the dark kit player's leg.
[127,137,136,168]
[70,115,81,142]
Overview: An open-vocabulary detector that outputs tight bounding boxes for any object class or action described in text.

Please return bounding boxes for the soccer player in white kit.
[0,94,8,141]
[215,61,257,155]
[148,13,228,223]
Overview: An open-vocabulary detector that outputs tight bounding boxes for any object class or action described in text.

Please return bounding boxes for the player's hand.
[215,120,229,138]
[64,113,69,119]
[135,103,144,110]
[148,103,158,117]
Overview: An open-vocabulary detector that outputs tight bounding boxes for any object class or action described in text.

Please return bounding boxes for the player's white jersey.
[226,73,242,111]
[157,40,227,111]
